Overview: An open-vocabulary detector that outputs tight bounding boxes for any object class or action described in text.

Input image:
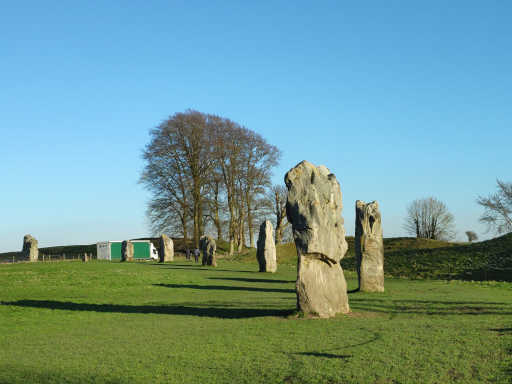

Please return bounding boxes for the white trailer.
[96,240,159,261]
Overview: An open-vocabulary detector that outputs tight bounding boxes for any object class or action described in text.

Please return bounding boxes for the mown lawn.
[0,260,510,384]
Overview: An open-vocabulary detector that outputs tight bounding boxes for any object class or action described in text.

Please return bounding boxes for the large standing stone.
[200,235,217,267]
[159,234,174,262]
[121,240,134,262]
[256,220,277,273]
[285,160,350,318]
[355,200,384,292]
[22,234,38,262]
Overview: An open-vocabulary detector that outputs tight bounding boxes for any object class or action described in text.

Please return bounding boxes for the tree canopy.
[403,197,456,241]
[140,110,281,254]
[477,179,512,235]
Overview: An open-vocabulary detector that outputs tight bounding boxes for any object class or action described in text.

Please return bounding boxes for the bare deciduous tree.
[267,184,288,244]
[239,131,280,248]
[140,126,193,242]
[204,168,225,241]
[465,230,478,242]
[141,110,216,247]
[403,197,456,240]
[477,179,512,235]
[142,110,281,255]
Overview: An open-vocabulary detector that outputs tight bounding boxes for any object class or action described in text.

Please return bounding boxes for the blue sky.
[1,1,511,252]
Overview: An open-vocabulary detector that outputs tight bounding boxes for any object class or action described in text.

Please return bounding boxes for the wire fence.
[0,252,97,264]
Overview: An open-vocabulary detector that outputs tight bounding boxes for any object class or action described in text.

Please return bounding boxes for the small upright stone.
[22,234,38,262]
[285,160,350,318]
[256,220,277,273]
[200,235,217,267]
[355,200,384,292]
[82,253,89,262]
[121,240,134,262]
[159,234,174,262]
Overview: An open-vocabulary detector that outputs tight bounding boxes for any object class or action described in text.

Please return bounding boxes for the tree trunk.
[246,191,255,248]
[193,181,201,248]
[214,187,222,240]
[228,200,236,257]
[275,225,283,245]
[238,217,244,253]
[199,197,204,237]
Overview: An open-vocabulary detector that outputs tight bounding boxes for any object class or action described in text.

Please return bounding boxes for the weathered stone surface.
[159,234,174,262]
[256,220,277,273]
[200,235,217,267]
[82,253,89,262]
[355,200,384,292]
[285,160,350,317]
[22,234,38,262]
[121,240,134,262]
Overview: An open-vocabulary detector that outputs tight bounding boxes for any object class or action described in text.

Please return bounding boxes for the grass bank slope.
[0,260,510,383]
[369,232,512,281]
[230,234,512,281]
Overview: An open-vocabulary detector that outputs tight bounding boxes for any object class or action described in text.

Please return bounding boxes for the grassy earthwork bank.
[233,233,512,282]
[0,258,511,383]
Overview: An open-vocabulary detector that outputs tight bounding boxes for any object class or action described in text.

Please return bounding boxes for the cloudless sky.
[1,1,511,252]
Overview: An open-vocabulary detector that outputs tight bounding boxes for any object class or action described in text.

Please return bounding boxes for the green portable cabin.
[96,240,156,261]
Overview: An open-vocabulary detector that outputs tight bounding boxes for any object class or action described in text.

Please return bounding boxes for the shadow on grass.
[350,297,512,315]
[208,277,295,284]
[291,330,380,361]
[352,298,510,305]
[0,367,126,384]
[154,283,294,293]
[294,352,351,360]
[147,264,257,273]
[490,327,512,380]
[2,300,294,319]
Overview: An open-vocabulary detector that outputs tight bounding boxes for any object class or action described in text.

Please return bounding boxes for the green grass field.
[0,259,511,383]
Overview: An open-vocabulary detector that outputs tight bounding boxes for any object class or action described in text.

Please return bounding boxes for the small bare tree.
[465,230,478,242]
[403,197,456,240]
[477,179,512,235]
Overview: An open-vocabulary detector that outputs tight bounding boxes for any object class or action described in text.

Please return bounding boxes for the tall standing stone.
[22,234,38,262]
[256,220,277,273]
[200,235,217,267]
[121,240,134,262]
[159,234,174,262]
[285,160,350,318]
[355,200,384,292]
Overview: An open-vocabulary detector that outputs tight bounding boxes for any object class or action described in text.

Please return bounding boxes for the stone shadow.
[0,366,126,384]
[291,331,379,358]
[208,277,295,284]
[293,352,351,360]
[153,283,294,293]
[146,264,256,273]
[349,297,512,316]
[490,327,512,380]
[2,300,294,319]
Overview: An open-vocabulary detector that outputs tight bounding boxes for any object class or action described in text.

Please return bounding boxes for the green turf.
[232,234,512,282]
[0,260,510,383]
[230,236,459,266]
